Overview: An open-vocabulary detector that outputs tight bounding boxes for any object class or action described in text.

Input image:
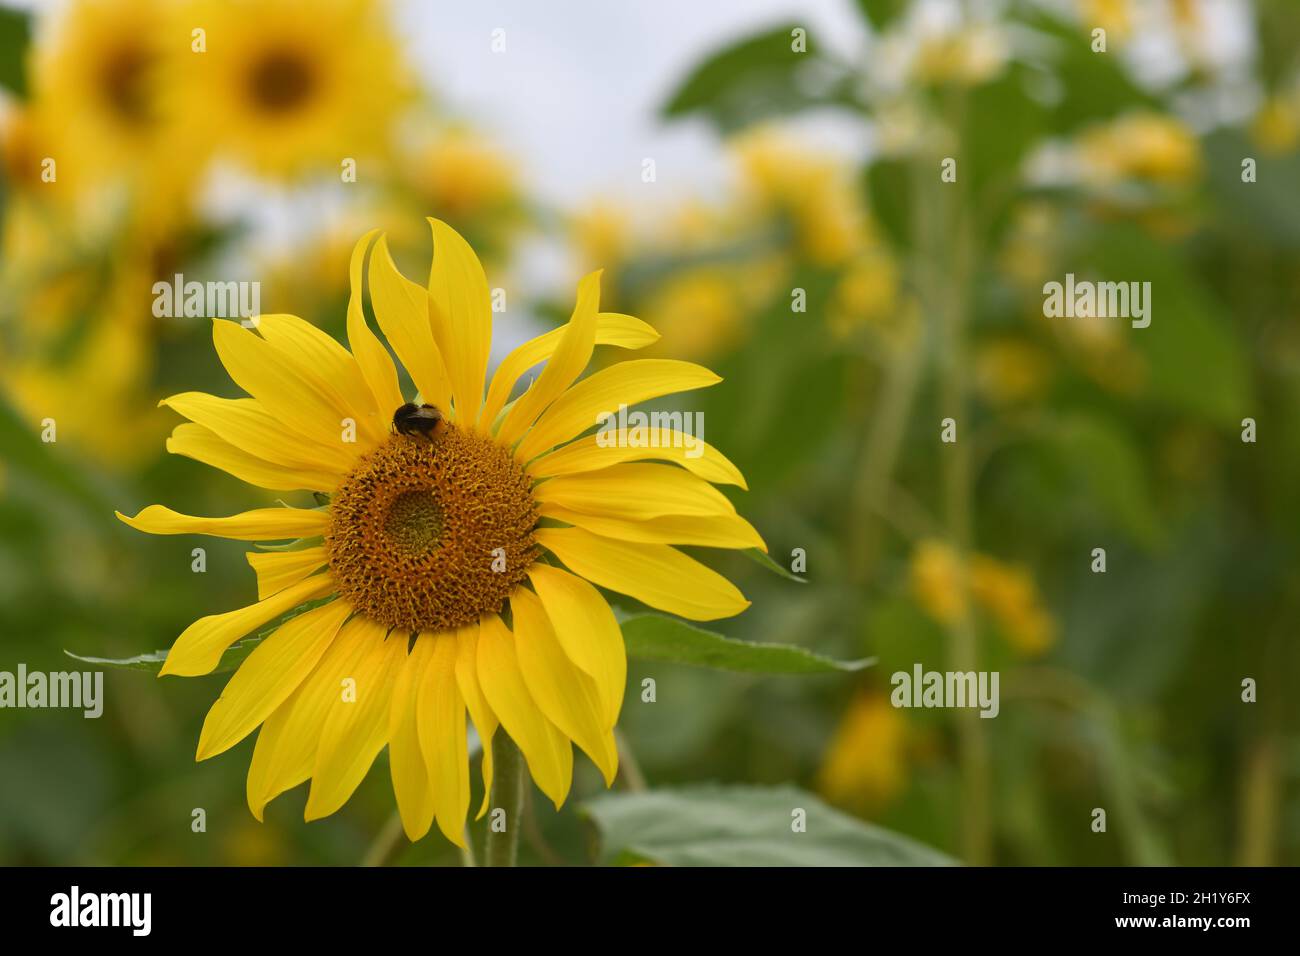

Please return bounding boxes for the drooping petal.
[479,312,659,432]
[475,612,572,808]
[116,504,329,541]
[452,621,497,820]
[514,360,721,463]
[528,428,746,489]
[525,565,626,728]
[196,599,352,760]
[416,633,470,847]
[346,229,406,420]
[160,573,336,677]
[368,234,453,414]
[538,504,766,552]
[212,318,366,455]
[304,620,406,821]
[510,587,618,784]
[246,614,377,820]
[388,635,437,841]
[167,423,341,492]
[537,526,749,621]
[254,313,388,448]
[427,218,492,422]
[494,271,601,444]
[160,393,356,476]
[534,462,737,519]
[246,546,329,600]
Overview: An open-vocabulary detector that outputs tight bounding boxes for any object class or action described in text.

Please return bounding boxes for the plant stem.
[361,810,403,867]
[615,729,648,792]
[485,733,525,867]
[927,111,992,864]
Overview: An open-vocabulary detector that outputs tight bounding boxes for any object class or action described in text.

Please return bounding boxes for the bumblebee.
[392,402,445,439]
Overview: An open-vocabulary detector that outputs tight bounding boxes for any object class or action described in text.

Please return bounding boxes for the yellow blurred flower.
[1083,0,1133,42]
[818,692,908,812]
[640,268,744,361]
[970,556,1056,656]
[974,339,1053,406]
[733,129,863,268]
[31,0,198,188]
[572,201,634,281]
[1250,95,1300,155]
[402,128,519,223]
[1077,112,1201,187]
[910,23,1008,86]
[909,540,1056,656]
[829,246,901,341]
[909,540,967,626]
[173,0,410,178]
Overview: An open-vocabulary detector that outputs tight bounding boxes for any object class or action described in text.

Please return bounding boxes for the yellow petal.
[416,633,470,846]
[196,599,351,760]
[246,546,329,601]
[427,218,491,422]
[346,229,406,419]
[452,621,497,820]
[254,313,387,448]
[305,621,406,821]
[534,462,737,519]
[116,504,329,541]
[539,503,765,552]
[515,359,721,463]
[510,587,618,784]
[368,234,453,414]
[526,565,626,727]
[387,635,437,841]
[475,612,572,808]
[212,318,365,455]
[246,615,376,820]
[160,573,336,677]
[494,271,601,443]
[529,429,746,489]
[479,312,660,432]
[160,393,355,476]
[167,423,342,492]
[537,526,749,621]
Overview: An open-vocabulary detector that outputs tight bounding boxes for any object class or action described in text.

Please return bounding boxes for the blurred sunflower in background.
[118,221,761,843]
[174,0,411,178]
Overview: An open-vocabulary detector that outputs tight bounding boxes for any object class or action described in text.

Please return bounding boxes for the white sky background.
[398,0,866,206]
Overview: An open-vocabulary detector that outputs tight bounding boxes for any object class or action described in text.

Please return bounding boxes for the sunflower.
[174,0,410,178]
[32,0,197,186]
[117,221,762,844]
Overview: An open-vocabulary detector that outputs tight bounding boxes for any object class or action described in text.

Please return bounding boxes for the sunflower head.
[118,220,761,844]
[176,0,411,178]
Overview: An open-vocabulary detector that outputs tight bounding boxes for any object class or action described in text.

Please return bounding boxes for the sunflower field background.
[1,0,1298,868]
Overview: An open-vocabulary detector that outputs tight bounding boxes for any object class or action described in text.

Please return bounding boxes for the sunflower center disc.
[327,425,538,633]
[248,50,316,114]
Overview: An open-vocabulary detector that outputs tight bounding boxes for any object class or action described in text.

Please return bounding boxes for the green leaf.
[1018,9,1158,132]
[583,784,957,866]
[661,24,853,134]
[64,637,263,675]
[0,395,118,525]
[0,7,30,98]
[621,614,871,674]
[1051,415,1161,548]
[743,547,807,583]
[1080,222,1251,426]
[852,0,908,31]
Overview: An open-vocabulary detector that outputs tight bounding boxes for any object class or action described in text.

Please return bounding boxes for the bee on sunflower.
[118,220,762,846]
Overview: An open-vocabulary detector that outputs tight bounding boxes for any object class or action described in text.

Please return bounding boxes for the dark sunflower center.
[326,424,538,633]
[101,44,154,127]
[247,49,316,114]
